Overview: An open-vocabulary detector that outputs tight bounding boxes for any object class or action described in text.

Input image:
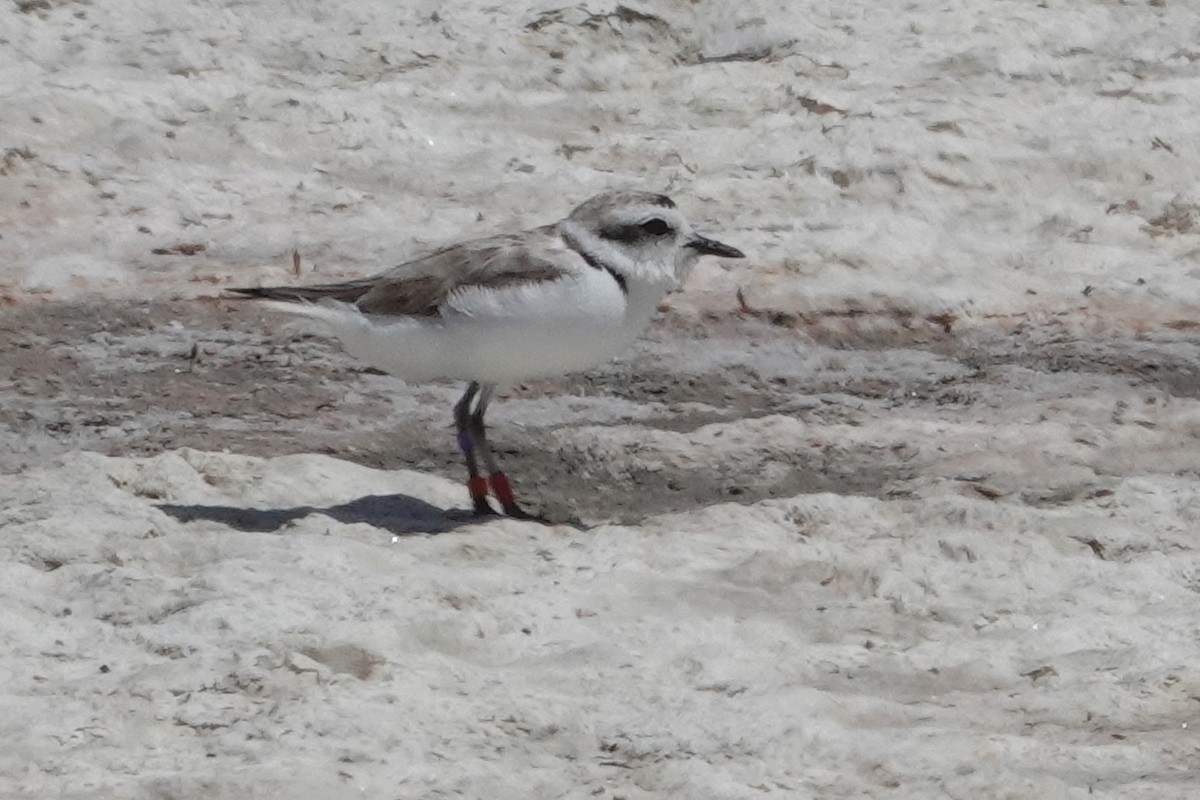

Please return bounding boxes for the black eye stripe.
[600,218,674,242]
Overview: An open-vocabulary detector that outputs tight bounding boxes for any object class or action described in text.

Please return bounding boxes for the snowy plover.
[229,191,744,519]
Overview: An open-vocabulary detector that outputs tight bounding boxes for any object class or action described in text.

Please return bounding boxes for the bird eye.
[640,218,671,236]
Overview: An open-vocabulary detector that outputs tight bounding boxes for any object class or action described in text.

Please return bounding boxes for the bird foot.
[472,497,500,517]
[499,503,549,523]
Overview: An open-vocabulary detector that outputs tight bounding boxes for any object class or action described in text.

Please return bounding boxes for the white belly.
[269,271,668,384]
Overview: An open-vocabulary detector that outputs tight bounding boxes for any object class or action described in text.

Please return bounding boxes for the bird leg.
[453,382,496,516]
[468,383,535,520]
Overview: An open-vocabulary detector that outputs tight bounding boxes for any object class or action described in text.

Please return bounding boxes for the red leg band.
[488,473,516,507]
[467,476,489,502]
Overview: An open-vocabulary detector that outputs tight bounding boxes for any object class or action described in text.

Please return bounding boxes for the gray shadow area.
[157,493,464,535]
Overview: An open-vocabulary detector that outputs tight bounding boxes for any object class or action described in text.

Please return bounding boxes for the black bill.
[687,235,745,259]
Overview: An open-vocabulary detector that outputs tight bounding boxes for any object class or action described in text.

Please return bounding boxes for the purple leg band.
[457,431,474,454]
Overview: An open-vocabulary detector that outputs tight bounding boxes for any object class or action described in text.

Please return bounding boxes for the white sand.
[3,0,1200,797]
[5,448,1199,798]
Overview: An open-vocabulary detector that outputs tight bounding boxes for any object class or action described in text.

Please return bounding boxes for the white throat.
[558,220,679,290]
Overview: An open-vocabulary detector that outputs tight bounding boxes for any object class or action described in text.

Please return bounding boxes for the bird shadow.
[157,493,473,536]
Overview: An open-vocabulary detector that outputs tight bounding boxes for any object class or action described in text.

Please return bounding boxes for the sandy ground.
[6,298,1200,799]
[4,0,1200,797]
[5,298,1200,524]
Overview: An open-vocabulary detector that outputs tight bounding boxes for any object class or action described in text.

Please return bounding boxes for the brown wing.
[223,275,385,304]
[226,225,572,317]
